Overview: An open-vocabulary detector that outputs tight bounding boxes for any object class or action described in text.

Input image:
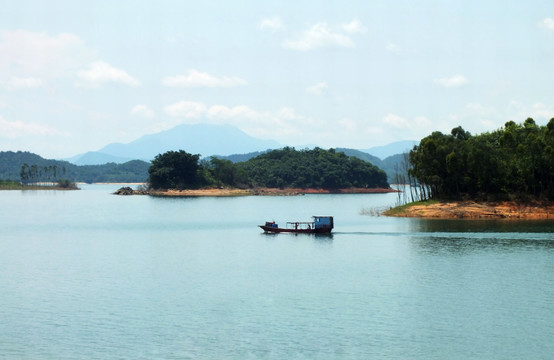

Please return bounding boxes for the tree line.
[408,118,554,201]
[0,151,150,184]
[20,163,67,185]
[148,147,389,190]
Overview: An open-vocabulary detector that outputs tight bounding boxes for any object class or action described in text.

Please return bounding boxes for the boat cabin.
[313,216,333,231]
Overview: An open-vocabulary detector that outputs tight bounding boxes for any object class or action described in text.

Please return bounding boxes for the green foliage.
[148,150,203,189]
[0,179,23,189]
[147,147,389,190]
[56,179,79,189]
[204,157,249,187]
[77,160,150,183]
[0,151,150,183]
[409,118,554,200]
[237,147,389,189]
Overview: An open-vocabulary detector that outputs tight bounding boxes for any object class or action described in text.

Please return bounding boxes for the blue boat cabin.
[313,216,333,231]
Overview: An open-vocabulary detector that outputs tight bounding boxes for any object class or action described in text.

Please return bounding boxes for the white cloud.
[530,102,554,119]
[259,17,284,32]
[338,118,357,132]
[2,77,43,90]
[540,18,554,31]
[386,42,401,54]
[164,101,207,118]
[382,113,410,129]
[307,82,328,95]
[0,30,91,85]
[207,105,260,119]
[131,105,155,118]
[379,113,439,141]
[434,74,469,88]
[162,69,247,88]
[342,19,367,34]
[507,102,554,122]
[414,116,432,127]
[163,100,319,143]
[444,101,554,136]
[0,116,64,138]
[76,61,140,88]
[283,22,359,51]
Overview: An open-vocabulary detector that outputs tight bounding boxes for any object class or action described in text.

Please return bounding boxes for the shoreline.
[383,200,554,219]
[115,187,397,197]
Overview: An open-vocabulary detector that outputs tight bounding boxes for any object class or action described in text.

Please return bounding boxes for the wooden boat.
[259,216,333,234]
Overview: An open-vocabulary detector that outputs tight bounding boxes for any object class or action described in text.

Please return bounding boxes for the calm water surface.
[1,184,553,359]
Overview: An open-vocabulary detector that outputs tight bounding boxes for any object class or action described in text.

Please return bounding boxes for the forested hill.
[217,148,405,182]
[0,151,150,183]
[148,147,390,190]
[237,147,389,189]
[409,118,554,200]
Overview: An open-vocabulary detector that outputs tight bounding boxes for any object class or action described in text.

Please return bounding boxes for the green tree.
[148,150,202,189]
[238,147,388,190]
[20,163,29,185]
[206,157,248,187]
[410,119,554,200]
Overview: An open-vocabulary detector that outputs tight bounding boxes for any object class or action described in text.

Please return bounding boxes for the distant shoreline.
[0,183,80,191]
[383,200,554,219]
[115,187,397,197]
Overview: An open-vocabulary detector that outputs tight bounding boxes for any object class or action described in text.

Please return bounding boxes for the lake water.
[1,184,553,359]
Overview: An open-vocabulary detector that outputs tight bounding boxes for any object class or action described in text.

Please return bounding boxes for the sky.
[1,0,554,158]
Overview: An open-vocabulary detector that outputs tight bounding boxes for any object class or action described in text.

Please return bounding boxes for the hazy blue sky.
[1,0,553,158]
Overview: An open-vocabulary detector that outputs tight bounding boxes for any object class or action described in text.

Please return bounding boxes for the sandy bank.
[117,187,397,197]
[384,200,554,219]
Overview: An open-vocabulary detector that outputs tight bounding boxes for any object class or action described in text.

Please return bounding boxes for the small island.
[115,147,396,196]
[384,118,554,219]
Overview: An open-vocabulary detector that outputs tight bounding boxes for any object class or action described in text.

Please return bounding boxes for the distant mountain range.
[0,131,414,182]
[362,140,418,160]
[52,123,419,182]
[66,123,418,166]
[67,123,281,165]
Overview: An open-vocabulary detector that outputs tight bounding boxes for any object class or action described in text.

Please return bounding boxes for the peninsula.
[383,119,554,219]
[383,200,554,219]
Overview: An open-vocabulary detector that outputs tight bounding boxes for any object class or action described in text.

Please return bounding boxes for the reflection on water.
[408,219,554,254]
[410,235,554,256]
[410,218,554,233]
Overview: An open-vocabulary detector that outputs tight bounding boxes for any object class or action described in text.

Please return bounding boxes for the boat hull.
[259,225,332,234]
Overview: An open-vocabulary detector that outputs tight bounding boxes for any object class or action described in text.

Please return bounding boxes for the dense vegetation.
[0,180,23,189]
[218,148,404,183]
[148,147,389,190]
[148,151,204,189]
[409,118,554,200]
[237,147,388,189]
[2,148,392,189]
[0,151,150,183]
